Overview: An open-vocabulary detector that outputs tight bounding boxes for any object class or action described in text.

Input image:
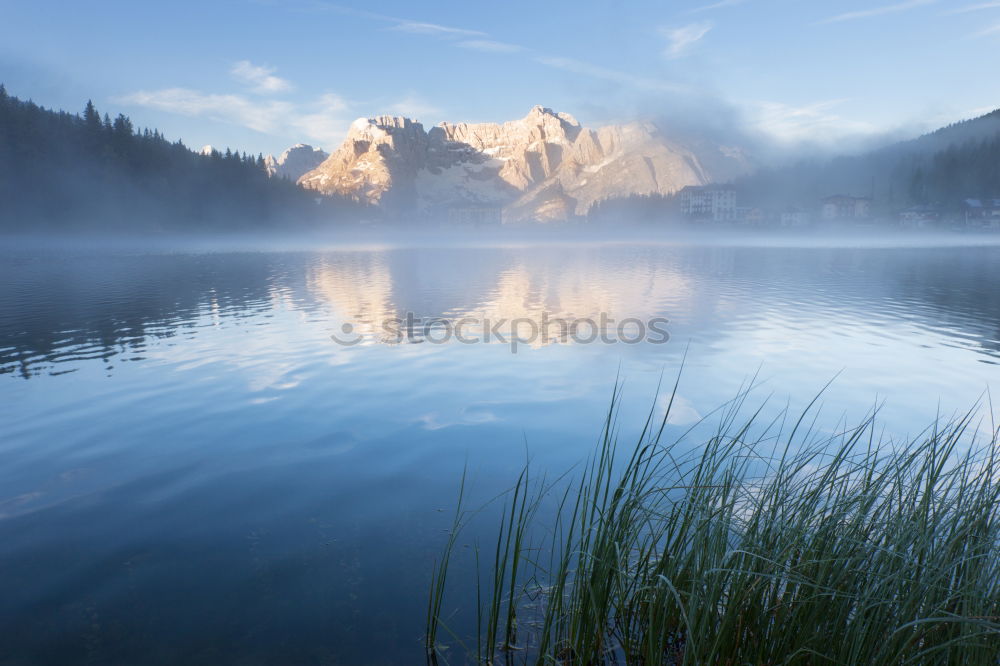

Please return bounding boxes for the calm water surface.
[2,237,1000,664]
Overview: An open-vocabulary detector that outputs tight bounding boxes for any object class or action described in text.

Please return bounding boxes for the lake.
[2,234,1000,664]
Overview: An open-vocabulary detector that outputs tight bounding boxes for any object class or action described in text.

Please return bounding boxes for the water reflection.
[3,244,1000,378]
[2,241,1000,664]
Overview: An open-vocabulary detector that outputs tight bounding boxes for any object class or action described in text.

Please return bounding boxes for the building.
[899,205,940,229]
[735,207,765,225]
[679,185,737,222]
[821,195,871,221]
[779,207,811,227]
[962,199,1000,229]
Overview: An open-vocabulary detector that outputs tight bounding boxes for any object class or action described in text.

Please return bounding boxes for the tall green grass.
[426,381,1000,664]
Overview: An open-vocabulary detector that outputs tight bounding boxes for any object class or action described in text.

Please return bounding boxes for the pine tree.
[0,88,362,231]
[83,100,101,131]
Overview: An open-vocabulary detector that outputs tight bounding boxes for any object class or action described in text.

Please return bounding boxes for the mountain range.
[5,83,997,231]
[266,106,751,223]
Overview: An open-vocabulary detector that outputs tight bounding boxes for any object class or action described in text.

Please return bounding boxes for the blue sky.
[2,0,1000,157]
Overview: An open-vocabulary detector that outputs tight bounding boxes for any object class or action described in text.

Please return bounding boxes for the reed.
[427,380,1000,664]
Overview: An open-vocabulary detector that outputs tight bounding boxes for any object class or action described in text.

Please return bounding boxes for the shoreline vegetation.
[426,380,1000,664]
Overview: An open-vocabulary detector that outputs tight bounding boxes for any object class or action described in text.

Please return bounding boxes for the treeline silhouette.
[0,86,365,231]
[587,193,680,225]
[905,129,1000,204]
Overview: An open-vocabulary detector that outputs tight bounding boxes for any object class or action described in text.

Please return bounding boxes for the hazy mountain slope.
[736,107,1000,209]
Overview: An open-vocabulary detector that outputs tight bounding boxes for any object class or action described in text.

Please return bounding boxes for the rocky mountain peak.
[347,115,426,141]
[297,106,751,222]
[523,105,580,129]
[264,143,329,182]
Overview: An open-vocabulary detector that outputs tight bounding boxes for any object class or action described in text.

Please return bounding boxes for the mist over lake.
[2,235,999,663]
[6,0,1000,660]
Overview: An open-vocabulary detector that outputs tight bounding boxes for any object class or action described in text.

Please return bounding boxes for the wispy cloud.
[287,93,351,145]
[944,1,1000,13]
[118,88,349,147]
[387,21,485,37]
[118,89,290,133]
[533,56,688,94]
[457,39,524,53]
[817,0,936,25]
[660,22,713,58]
[308,3,483,37]
[301,0,688,94]
[231,60,293,94]
[749,98,876,143]
[974,22,1000,35]
[686,0,746,14]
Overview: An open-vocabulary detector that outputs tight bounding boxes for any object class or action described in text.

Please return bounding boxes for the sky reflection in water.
[1,239,999,664]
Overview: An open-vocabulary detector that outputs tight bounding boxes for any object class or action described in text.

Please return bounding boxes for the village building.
[821,195,872,221]
[962,199,1000,229]
[679,185,737,222]
[779,208,811,227]
[899,205,940,229]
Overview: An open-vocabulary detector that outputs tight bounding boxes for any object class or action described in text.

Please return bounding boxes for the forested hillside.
[0,86,362,231]
[585,108,1000,222]
[736,109,1000,211]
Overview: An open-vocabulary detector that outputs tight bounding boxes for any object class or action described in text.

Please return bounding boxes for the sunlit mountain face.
[294,107,752,223]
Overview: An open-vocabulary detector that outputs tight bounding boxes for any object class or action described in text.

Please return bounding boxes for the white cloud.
[533,55,689,93]
[748,99,877,144]
[388,21,485,37]
[307,1,689,98]
[457,39,524,53]
[686,0,746,14]
[975,22,1000,35]
[231,60,293,95]
[288,93,351,146]
[118,88,350,149]
[817,0,936,24]
[118,88,292,133]
[945,1,1000,13]
[660,22,713,58]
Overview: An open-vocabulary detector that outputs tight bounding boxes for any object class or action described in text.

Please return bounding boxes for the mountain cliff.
[296,106,750,222]
[264,143,328,182]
